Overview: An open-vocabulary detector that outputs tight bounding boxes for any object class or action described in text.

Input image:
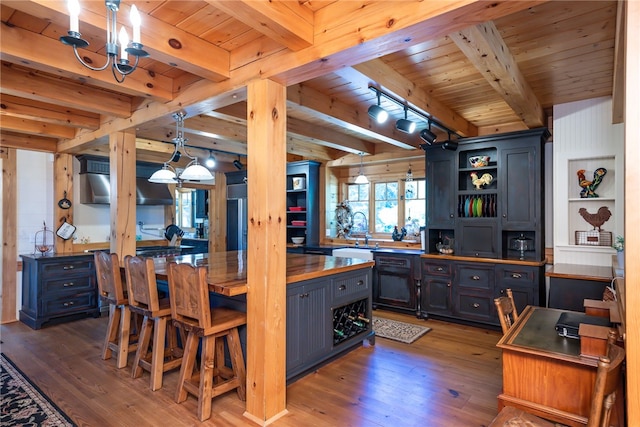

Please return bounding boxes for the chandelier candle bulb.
[130,5,141,43]
[119,27,128,59]
[68,0,80,33]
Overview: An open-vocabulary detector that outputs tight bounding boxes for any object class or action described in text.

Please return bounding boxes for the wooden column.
[108,130,137,262]
[53,153,74,254]
[625,1,639,424]
[244,79,288,424]
[209,171,227,253]
[1,147,17,323]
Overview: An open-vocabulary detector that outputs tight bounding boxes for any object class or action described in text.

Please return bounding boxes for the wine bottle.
[333,328,345,337]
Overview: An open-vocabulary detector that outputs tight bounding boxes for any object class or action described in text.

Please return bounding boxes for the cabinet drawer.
[422,261,452,277]
[456,264,493,290]
[496,266,536,286]
[43,275,95,294]
[332,272,369,305]
[42,292,97,317]
[456,293,493,319]
[375,255,411,270]
[41,259,94,277]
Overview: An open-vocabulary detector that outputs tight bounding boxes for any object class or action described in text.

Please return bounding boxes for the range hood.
[79,173,174,205]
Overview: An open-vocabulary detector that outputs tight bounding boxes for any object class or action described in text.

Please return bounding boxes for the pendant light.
[355,153,369,184]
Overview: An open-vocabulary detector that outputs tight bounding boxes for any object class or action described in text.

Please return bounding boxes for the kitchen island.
[154,251,375,381]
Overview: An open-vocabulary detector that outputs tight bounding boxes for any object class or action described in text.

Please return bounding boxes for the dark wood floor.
[1,310,503,426]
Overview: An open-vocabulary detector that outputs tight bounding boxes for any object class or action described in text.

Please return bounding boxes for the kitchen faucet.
[352,211,371,247]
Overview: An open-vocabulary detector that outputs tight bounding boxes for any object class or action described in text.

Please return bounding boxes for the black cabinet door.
[426,151,456,228]
[373,254,416,312]
[420,260,453,317]
[457,220,498,258]
[500,146,537,229]
[195,189,208,219]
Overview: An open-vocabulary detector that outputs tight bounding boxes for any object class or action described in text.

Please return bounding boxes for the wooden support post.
[244,79,288,424]
[1,147,17,323]
[109,130,137,262]
[53,153,74,254]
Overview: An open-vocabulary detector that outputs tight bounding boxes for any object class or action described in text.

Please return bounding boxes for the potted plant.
[613,235,624,269]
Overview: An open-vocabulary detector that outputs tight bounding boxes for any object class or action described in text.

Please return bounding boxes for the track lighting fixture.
[441,132,459,151]
[395,107,416,134]
[419,122,437,144]
[355,153,369,184]
[233,159,244,170]
[368,91,389,124]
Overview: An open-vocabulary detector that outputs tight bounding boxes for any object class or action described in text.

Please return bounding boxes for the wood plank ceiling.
[0,0,621,168]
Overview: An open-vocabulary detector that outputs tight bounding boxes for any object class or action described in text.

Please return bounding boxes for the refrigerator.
[226,172,248,251]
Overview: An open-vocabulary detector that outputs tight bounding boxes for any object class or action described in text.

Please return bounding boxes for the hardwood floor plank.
[1,311,503,426]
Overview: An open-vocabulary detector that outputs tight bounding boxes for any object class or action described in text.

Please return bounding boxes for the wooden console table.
[496,305,622,427]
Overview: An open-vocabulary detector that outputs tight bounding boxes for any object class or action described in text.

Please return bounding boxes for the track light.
[419,122,437,144]
[233,159,243,170]
[355,153,369,184]
[441,132,459,151]
[205,152,216,169]
[368,91,389,124]
[395,107,416,134]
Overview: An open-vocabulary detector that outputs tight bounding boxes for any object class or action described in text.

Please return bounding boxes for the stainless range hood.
[79,173,174,205]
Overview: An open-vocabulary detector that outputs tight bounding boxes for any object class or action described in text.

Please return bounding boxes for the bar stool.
[94,251,138,369]
[167,262,247,422]
[124,255,184,391]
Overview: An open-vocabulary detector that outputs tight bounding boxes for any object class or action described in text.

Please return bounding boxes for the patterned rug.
[372,317,431,344]
[1,353,76,427]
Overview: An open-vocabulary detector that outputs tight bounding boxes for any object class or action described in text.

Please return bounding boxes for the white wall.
[553,96,624,265]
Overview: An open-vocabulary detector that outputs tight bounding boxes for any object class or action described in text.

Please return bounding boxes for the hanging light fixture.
[368,90,389,124]
[355,153,369,184]
[419,121,438,144]
[149,112,214,183]
[60,0,149,83]
[406,165,413,182]
[395,106,416,134]
[205,151,216,169]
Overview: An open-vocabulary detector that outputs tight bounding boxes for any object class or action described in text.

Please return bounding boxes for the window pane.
[345,183,370,234]
[375,200,398,233]
[404,179,426,237]
[386,182,398,200]
[374,183,386,200]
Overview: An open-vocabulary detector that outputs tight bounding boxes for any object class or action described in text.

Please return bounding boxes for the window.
[344,178,425,238]
[175,189,194,229]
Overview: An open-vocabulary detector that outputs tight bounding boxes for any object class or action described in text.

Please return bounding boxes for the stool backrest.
[494,288,519,334]
[94,251,127,305]
[587,343,625,427]
[167,263,211,331]
[124,255,161,313]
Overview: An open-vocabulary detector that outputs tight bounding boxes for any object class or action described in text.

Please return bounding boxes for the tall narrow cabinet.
[286,160,320,247]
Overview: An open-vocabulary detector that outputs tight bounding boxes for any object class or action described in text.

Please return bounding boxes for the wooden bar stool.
[94,251,138,369]
[167,262,247,422]
[494,288,519,334]
[124,255,184,391]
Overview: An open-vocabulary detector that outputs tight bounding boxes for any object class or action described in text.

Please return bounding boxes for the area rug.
[1,353,76,427]
[372,317,431,344]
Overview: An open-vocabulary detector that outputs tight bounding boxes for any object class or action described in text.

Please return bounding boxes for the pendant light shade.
[355,153,369,184]
[148,165,177,183]
[180,163,214,181]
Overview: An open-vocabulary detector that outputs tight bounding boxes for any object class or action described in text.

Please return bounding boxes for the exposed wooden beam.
[209,0,313,51]
[0,24,173,101]
[10,0,230,81]
[1,115,76,139]
[348,60,478,137]
[0,131,58,152]
[1,63,132,118]
[327,150,424,167]
[287,84,416,150]
[0,94,100,130]
[450,21,545,128]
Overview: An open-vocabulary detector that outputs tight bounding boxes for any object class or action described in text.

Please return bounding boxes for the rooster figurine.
[577,168,607,198]
[470,172,493,190]
[578,206,612,231]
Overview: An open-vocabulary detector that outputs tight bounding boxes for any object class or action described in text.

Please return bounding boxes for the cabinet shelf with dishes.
[286,161,320,247]
[567,156,617,250]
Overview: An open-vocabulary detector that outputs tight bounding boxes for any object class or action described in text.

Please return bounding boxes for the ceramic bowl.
[291,237,305,244]
[469,155,490,168]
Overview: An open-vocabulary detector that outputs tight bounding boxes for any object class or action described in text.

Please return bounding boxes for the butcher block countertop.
[153,251,374,296]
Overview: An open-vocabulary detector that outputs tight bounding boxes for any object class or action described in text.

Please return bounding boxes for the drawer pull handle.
[63,265,75,270]
[63,301,75,307]
[472,303,480,308]
[357,280,364,286]
[338,285,346,291]
[511,273,522,279]
[471,275,480,281]
[436,267,444,272]
[63,282,75,287]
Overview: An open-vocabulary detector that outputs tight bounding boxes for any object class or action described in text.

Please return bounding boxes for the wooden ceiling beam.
[347,60,478,137]
[450,21,545,128]
[0,131,58,152]
[0,24,173,101]
[0,94,100,130]
[287,83,416,150]
[1,63,132,118]
[208,0,313,51]
[1,115,76,139]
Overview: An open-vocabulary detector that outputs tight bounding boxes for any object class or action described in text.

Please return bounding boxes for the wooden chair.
[94,251,138,369]
[494,288,519,334]
[489,341,626,427]
[124,255,184,391]
[167,262,247,422]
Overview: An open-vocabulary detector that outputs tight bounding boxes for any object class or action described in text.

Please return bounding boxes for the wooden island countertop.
[153,251,374,296]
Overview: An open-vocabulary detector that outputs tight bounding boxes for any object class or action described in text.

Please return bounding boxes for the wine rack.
[332,298,369,345]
